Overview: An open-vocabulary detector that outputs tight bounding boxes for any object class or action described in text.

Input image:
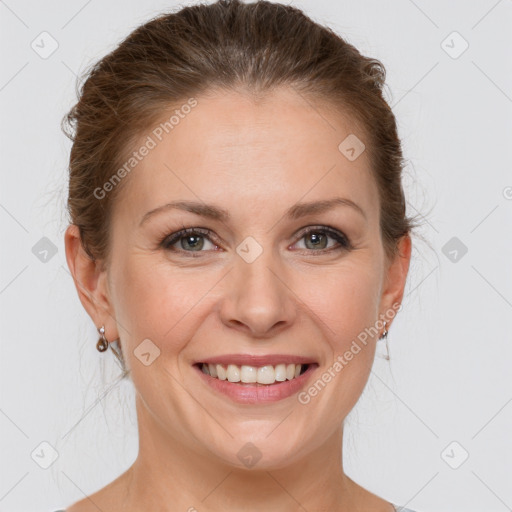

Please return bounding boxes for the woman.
[60,0,420,510]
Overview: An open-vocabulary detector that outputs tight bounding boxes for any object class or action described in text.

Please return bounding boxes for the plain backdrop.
[0,1,511,511]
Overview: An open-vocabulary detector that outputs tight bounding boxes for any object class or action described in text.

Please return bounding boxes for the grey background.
[0,0,511,511]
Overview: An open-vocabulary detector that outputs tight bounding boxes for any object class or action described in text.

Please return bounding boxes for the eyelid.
[293,225,349,242]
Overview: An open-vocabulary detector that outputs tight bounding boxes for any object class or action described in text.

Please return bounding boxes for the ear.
[379,234,412,328]
[64,224,119,342]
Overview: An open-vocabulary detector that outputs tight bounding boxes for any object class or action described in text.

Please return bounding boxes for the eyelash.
[158,225,352,257]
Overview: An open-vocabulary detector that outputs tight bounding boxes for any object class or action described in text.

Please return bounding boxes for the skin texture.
[65,86,411,512]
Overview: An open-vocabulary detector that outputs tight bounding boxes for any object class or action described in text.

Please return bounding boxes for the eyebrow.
[139,197,366,227]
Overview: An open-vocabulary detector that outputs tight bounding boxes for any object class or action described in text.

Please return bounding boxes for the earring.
[379,321,390,361]
[96,325,109,352]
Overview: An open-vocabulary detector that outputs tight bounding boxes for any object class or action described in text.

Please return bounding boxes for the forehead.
[114,86,378,226]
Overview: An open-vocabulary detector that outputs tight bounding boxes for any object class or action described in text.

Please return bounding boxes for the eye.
[159,227,220,257]
[159,225,351,257]
[291,226,351,254]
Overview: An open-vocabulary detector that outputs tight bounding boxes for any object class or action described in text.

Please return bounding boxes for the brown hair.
[63,0,421,370]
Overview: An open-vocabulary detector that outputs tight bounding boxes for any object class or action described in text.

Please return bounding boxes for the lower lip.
[193,364,318,404]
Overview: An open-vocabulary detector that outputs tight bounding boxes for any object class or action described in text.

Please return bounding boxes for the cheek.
[319,267,381,404]
[112,246,382,362]
[111,256,213,350]
[305,264,381,347]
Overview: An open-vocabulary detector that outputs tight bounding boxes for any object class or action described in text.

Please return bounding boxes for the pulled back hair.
[62,0,421,372]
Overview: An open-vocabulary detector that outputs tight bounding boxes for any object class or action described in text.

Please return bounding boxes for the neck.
[119,395,361,512]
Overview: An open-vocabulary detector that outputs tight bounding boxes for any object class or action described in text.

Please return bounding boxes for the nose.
[219,248,297,338]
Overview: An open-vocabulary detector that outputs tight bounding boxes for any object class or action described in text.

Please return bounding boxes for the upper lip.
[195,354,317,367]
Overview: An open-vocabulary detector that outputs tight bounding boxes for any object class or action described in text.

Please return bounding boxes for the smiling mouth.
[194,362,311,386]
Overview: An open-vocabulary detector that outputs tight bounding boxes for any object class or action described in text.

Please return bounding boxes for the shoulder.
[56,467,133,512]
[56,491,108,512]
[57,494,109,512]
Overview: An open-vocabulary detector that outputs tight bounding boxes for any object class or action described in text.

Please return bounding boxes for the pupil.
[306,232,326,250]
[183,235,203,251]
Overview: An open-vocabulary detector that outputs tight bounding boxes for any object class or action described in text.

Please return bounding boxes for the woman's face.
[89,87,410,468]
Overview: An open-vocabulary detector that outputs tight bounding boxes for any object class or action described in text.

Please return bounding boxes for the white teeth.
[226,364,241,382]
[240,365,257,383]
[257,365,275,384]
[200,362,309,385]
[274,364,287,382]
[208,364,217,378]
[216,365,227,380]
